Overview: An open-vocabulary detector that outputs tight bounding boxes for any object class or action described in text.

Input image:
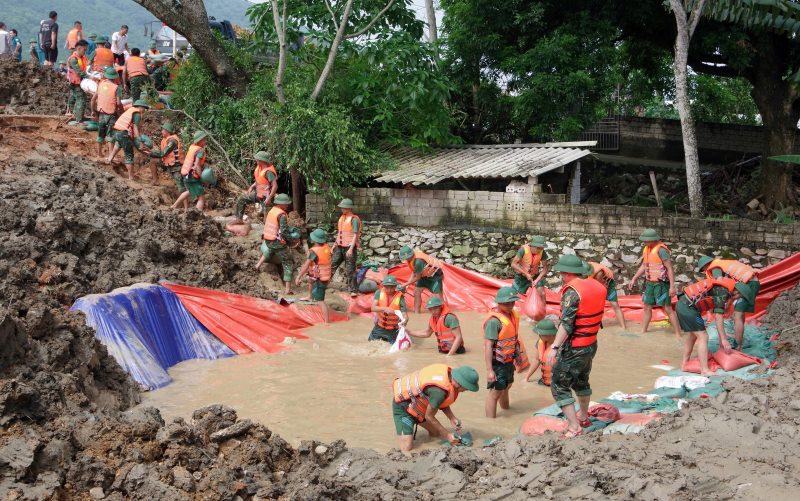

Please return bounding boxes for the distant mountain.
[2,0,253,60]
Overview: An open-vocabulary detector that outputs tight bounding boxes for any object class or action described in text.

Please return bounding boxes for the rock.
[210,419,253,442]
[789,400,800,411]
[600,258,613,268]
[451,244,473,257]
[191,405,237,436]
[315,445,329,455]
[477,247,489,257]
[368,237,384,249]
[374,248,390,256]
[756,249,768,256]
[767,249,786,259]
[573,239,591,250]
[430,241,444,250]
[746,198,760,210]
[89,487,105,500]
[621,254,638,264]
[471,257,482,265]
[562,246,575,255]
[676,274,691,283]
[740,247,754,257]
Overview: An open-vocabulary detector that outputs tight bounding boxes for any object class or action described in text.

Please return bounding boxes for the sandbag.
[686,381,725,399]
[711,349,762,372]
[599,399,644,414]
[681,356,721,374]
[80,78,98,94]
[648,386,688,399]
[520,415,569,436]
[523,289,546,320]
[588,403,621,422]
[616,413,662,426]
[225,221,251,237]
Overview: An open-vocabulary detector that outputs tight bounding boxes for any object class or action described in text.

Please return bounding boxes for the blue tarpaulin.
[72,284,234,390]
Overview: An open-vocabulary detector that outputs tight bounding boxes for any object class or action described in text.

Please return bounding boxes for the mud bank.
[0,60,69,115]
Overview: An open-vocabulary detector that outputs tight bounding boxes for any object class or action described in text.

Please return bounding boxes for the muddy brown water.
[140,312,683,451]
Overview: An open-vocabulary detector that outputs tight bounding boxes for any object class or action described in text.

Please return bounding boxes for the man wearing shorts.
[295,229,332,324]
[398,246,444,314]
[39,11,59,66]
[628,228,681,338]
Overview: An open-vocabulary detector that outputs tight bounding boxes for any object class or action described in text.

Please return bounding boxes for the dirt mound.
[0,59,69,115]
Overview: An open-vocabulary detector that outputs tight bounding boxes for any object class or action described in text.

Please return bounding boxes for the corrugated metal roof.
[375,142,596,185]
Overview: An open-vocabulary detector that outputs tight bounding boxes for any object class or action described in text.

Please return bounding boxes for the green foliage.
[768,154,800,165]
[772,204,797,224]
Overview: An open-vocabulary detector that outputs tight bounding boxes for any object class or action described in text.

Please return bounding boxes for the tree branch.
[271,0,288,104]
[324,0,340,31]
[687,0,706,38]
[345,0,397,39]
[311,0,355,100]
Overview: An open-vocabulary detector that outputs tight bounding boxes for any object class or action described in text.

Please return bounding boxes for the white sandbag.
[80,78,98,94]
[389,311,412,353]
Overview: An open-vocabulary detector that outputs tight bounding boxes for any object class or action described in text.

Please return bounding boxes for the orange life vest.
[148,49,160,56]
[126,56,149,77]
[560,277,606,348]
[407,250,443,278]
[705,259,756,284]
[683,277,737,314]
[392,363,458,423]
[537,339,552,386]
[160,134,182,168]
[113,106,141,134]
[429,306,464,354]
[519,244,544,275]
[643,243,670,282]
[66,52,88,85]
[263,206,287,243]
[376,289,403,330]
[67,28,82,50]
[484,310,529,370]
[254,163,277,199]
[96,80,119,115]
[588,261,614,281]
[309,244,333,282]
[93,47,115,69]
[336,214,361,248]
[180,144,205,178]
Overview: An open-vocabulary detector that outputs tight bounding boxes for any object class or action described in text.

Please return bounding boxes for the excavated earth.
[0,60,70,115]
[2,114,800,498]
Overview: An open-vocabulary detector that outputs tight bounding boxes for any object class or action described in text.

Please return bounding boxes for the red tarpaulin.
[346,253,800,324]
[164,283,347,354]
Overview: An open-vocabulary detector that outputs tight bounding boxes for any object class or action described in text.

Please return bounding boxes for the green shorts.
[311,280,328,301]
[606,279,618,302]
[416,273,443,294]
[368,325,398,344]
[392,401,417,435]
[734,280,759,313]
[676,299,705,332]
[113,130,135,164]
[551,343,597,407]
[487,361,514,391]
[184,177,205,200]
[512,274,545,295]
[170,169,186,194]
[643,281,670,307]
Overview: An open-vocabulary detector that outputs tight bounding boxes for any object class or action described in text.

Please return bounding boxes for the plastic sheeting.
[72,284,234,390]
[163,283,348,354]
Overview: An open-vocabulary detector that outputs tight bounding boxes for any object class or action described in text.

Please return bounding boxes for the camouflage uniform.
[550,288,598,407]
[261,212,293,282]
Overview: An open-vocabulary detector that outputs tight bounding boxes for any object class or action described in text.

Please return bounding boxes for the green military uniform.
[642,246,672,307]
[551,286,597,407]
[235,156,277,220]
[484,317,515,390]
[150,134,184,193]
[708,267,760,314]
[151,63,169,91]
[512,247,550,294]
[129,75,151,101]
[113,105,145,165]
[676,284,731,332]
[67,56,88,123]
[413,258,444,293]
[261,202,294,283]
[330,216,360,294]
[183,146,206,200]
[368,289,407,343]
[306,248,328,301]
[392,387,447,435]
[96,69,123,144]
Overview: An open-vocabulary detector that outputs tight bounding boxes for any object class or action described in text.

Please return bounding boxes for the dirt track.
[1,109,799,499]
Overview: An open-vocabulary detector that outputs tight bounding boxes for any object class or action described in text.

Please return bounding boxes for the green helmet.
[553,254,587,274]
[425,296,443,309]
[88,33,97,39]
[192,130,208,144]
[309,228,327,244]
[382,275,399,287]
[29,39,37,44]
[399,246,414,261]
[639,228,661,242]
[254,151,271,162]
[97,35,108,43]
[338,198,355,209]
[133,99,150,108]
[530,235,546,248]
[697,255,714,271]
[494,286,520,304]
[161,122,175,133]
[149,41,157,48]
[534,319,558,336]
[734,282,756,305]
[103,67,118,79]
[273,193,292,205]
[451,366,479,392]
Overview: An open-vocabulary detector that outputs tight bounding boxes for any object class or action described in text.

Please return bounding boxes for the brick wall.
[306,188,800,247]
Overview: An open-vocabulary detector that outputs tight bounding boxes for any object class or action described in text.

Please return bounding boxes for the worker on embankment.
[172,131,209,211]
[64,21,83,52]
[123,48,151,100]
[676,277,751,375]
[525,318,558,386]
[91,67,122,158]
[546,255,607,438]
[295,228,332,324]
[697,256,760,350]
[392,363,479,451]
[586,261,628,330]
[256,193,294,295]
[66,40,89,126]
[510,235,550,303]
[628,229,681,338]
[107,99,150,180]
[149,122,183,191]
[408,296,465,355]
[484,287,528,418]
[91,35,115,71]
[369,275,407,343]
[233,151,277,224]
[329,198,361,297]
[398,246,444,313]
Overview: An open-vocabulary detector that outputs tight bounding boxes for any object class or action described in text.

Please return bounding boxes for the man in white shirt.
[0,23,12,58]
[110,25,129,66]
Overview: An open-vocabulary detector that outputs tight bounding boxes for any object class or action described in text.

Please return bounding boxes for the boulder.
[767,249,786,259]
[451,244,473,257]
[562,246,575,255]
[573,239,591,250]
[621,254,638,264]
[368,237,384,249]
[740,247,754,257]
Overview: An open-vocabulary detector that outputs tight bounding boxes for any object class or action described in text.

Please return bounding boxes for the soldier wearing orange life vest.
[510,236,551,308]
[90,66,123,158]
[148,122,183,190]
[91,36,115,70]
[408,296,466,355]
[106,99,150,180]
[697,255,760,349]
[392,364,479,452]
[398,246,444,314]
[295,229,332,324]
[585,260,628,330]
[64,21,83,51]
[369,275,408,344]
[256,193,294,294]
[123,48,151,100]
[525,318,558,386]
[546,255,607,438]
[330,198,361,296]
[171,131,209,211]
[676,277,751,375]
[628,228,681,338]
[66,40,89,126]
[483,287,528,418]
[234,151,278,222]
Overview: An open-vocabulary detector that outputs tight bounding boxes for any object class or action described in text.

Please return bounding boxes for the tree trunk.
[133,0,247,96]
[670,0,705,218]
[751,34,800,208]
[290,167,302,214]
[271,0,288,104]
[425,0,438,47]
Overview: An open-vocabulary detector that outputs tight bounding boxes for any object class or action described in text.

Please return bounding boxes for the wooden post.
[649,170,662,207]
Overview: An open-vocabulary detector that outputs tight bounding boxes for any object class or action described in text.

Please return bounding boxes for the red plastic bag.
[616,413,662,426]
[520,416,569,436]
[711,350,762,371]
[682,356,721,374]
[225,221,251,237]
[523,290,546,320]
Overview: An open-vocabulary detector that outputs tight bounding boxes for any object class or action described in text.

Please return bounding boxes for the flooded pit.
[139,312,684,451]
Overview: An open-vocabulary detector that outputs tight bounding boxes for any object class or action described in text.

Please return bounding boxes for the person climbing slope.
[628,228,681,338]
[408,296,465,355]
[525,318,558,386]
[398,246,444,313]
[295,228,332,324]
[369,275,407,344]
[233,151,277,223]
[256,193,294,295]
[172,131,209,211]
[107,99,150,179]
[392,363,479,452]
[484,287,529,418]
[149,122,183,190]
[91,66,122,158]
